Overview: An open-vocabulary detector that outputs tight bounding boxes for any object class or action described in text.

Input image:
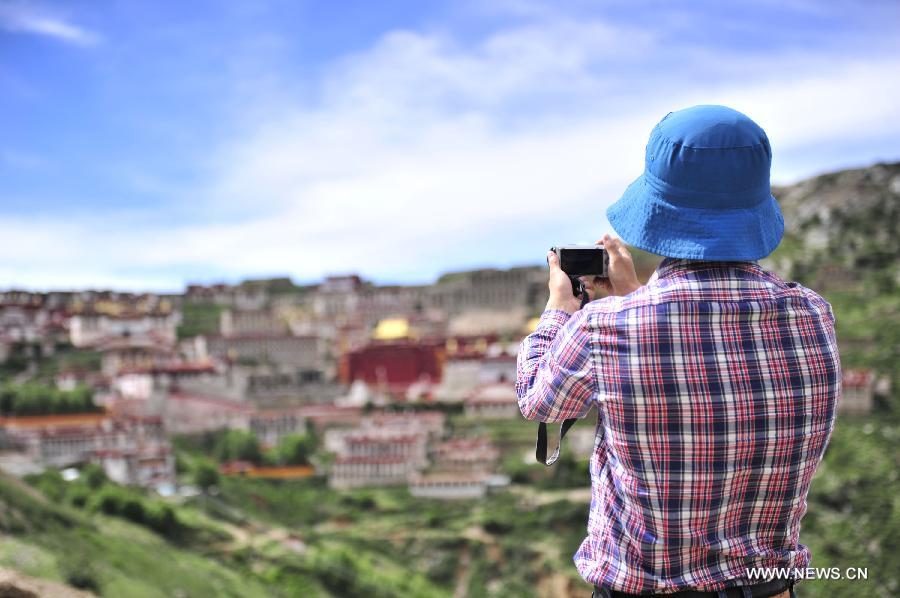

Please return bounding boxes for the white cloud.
[190,25,900,279]
[0,2,98,46]
[2,11,899,290]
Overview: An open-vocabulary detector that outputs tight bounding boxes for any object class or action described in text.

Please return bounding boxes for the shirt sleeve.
[515,307,597,422]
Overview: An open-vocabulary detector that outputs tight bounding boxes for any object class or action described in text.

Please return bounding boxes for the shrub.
[273,433,315,465]
[339,493,377,511]
[144,503,180,539]
[483,519,512,535]
[215,429,262,464]
[94,487,124,515]
[61,557,102,594]
[68,485,90,508]
[0,381,100,416]
[82,463,107,489]
[121,497,146,524]
[193,461,220,493]
[29,468,67,502]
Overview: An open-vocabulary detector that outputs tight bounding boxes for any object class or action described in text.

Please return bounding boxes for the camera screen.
[560,248,606,275]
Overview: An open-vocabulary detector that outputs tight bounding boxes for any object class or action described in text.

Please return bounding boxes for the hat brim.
[606,174,784,261]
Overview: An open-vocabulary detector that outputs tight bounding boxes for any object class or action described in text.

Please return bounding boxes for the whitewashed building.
[432,437,499,473]
[434,355,517,403]
[220,308,288,337]
[250,409,308,449]
[70,310,177,348]
[162,392,254,434]
[205,334,322,370]
[90,445,176,490]
[409,473,489,500]
[0,412,174,491]
[329,455,415,489]
[840,369,875,415]
[464,383,519,419]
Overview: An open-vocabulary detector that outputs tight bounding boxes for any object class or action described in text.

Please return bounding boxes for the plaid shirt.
[516,258,840,593]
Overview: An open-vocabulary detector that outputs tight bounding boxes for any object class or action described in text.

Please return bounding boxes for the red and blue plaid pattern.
[516,258,840,593]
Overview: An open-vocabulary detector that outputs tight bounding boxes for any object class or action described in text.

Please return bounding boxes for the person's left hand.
[597,235,641,297]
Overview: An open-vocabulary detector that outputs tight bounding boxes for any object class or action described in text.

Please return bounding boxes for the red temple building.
[339,341,443,394]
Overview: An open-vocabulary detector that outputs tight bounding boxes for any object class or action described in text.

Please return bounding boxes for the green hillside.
[3,412,896,597]
[0,469,275,597]
[0,433,591,597]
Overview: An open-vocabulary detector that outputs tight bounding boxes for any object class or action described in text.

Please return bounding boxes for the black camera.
[548,245,609,298]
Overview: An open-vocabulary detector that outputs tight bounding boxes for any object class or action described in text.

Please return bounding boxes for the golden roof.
[372,317,409,340]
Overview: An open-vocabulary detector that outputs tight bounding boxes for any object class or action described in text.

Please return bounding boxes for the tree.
[144,503,180,539]
[0,382,100,416]
[0,384,15,416]
[274,433,315,465]
[83,463,107,489]
[121,498,146,524]
[62,557,101,594]
[194,462,220,493]
[215,429,262,464]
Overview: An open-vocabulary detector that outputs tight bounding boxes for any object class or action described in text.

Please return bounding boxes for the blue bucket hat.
[606,105,783,261]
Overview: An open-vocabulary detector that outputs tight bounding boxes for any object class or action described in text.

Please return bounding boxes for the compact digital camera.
[548,245,609,298]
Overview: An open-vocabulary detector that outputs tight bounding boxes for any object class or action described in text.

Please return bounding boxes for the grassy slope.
[205,476,587,597]
[797,417,900,597]
[0,472,273,597]
[279,447,900,598]
[4,411,898,597]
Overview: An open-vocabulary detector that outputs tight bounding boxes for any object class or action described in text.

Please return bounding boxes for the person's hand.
[594,235,641,297]
[545,250,583,314]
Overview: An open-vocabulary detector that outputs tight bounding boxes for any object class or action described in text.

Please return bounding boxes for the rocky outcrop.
[0,568,94,598]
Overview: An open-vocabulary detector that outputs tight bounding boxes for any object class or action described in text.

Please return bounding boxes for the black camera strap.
[533,284,588,466]
[536,418,578,465]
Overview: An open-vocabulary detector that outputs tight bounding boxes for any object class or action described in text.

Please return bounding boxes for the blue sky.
[1,0,899,291]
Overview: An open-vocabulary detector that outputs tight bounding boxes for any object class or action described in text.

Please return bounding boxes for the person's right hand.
[545,250,583,314]
[592,235,641,297]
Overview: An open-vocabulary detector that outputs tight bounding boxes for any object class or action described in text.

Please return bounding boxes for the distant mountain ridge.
[768,161,900,292]
[765,161,899,402]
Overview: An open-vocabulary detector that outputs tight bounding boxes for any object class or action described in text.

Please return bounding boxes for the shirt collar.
[652,257,765,282]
